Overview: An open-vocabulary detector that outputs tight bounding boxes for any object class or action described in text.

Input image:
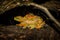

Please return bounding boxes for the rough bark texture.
[0,25,60,40]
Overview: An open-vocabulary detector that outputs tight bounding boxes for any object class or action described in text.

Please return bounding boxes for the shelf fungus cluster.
[14,13,45,29]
